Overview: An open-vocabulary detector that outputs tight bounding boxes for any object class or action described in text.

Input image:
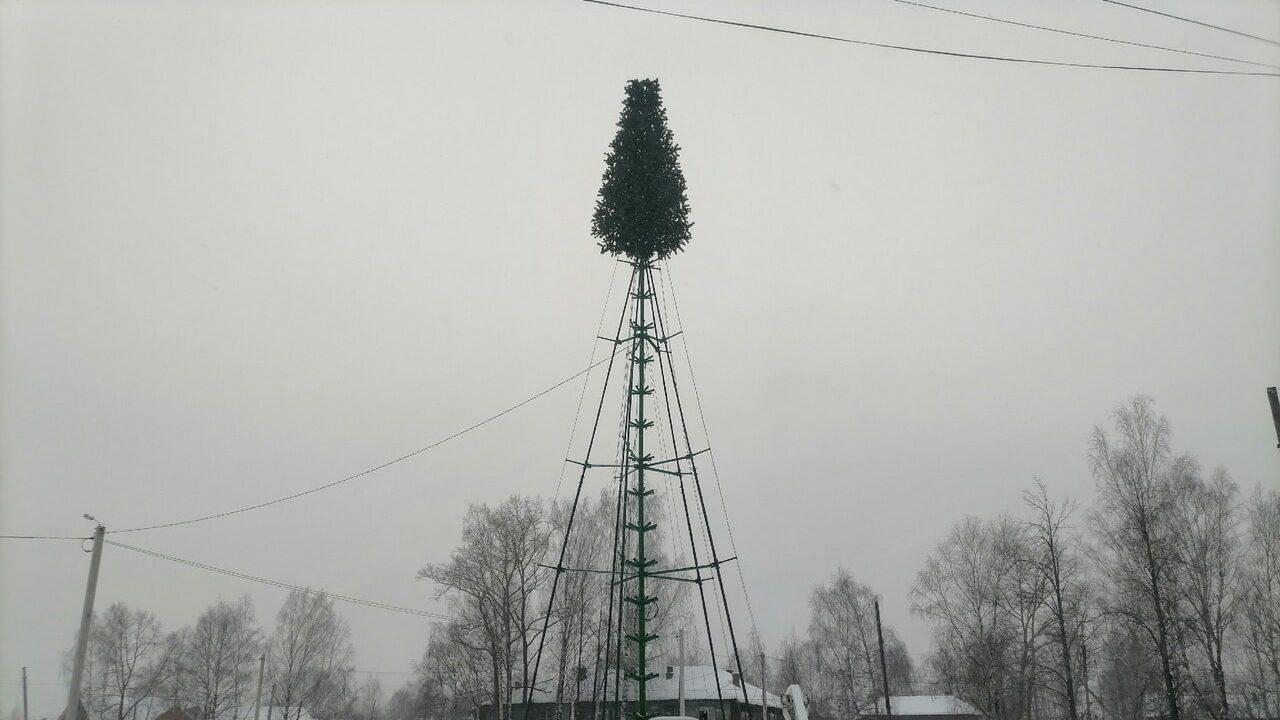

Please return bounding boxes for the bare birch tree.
[1089,396,1186,720]
[89,603,171,720]
[419,495,548,720]
[809,568,909,718]
[1168,466,1241,720]
[179,596,262,720]
[913,516,1042,720]
[1237,488,1280,720]
[267,591,354,720]
[1023,480,1088,720]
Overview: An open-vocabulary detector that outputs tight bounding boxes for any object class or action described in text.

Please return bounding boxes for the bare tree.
[1023,480,1089,720]
[809,568,910,718]
[1168,466,1241,720]
[1089,396,1186,720]
[348,675,383,720]
[87,603,171,720]
[913,516,1042,720]
[1237,488,1280,720]
[773,635,809,692]
[267,591,354,720]
[178,597,261,720]
[416,620,489,720]
[1093,618,1159,720]
[419,496,548,720]
[546,490,614,720]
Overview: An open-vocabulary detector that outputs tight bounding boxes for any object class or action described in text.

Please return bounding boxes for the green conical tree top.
[592,79,692,262]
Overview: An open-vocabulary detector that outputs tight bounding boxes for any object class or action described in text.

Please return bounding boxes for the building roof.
[508,666,782,707]
[251,706,317,720]
[874,696,982,717]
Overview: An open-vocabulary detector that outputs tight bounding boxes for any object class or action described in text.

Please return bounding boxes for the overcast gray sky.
[3,0,1279,716]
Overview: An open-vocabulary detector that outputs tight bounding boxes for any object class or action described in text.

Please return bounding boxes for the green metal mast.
[625,259,658,720]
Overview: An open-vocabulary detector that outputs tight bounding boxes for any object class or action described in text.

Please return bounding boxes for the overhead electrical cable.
[106,539,459,620]
[1096,0,1280,48]
[891,0,1280,70]
[0,534,91,540]
[111,346,625,534]
[581,0,1280,76]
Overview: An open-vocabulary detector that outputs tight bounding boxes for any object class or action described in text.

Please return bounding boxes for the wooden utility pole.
[1080,639,1092,720]
[254,655,266,720]
[65,524,105,720]
[23,667,30,720]
[874,601,892,718]
[1268,387,1280,448]
[760,653,768,720]
[678,629,686,719]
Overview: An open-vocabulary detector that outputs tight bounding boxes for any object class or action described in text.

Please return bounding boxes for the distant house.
[859,695,983,720]
[480,666,784,720]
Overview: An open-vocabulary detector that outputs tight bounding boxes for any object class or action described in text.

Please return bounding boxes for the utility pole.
[760,653,768,720]
[65,524,105,720]
[254,655,266,720]
[874,601,891,719]
[1080,638,1092,720]
[1267,387,1280,448]
[678,629,686,719]
[23,667,30,720]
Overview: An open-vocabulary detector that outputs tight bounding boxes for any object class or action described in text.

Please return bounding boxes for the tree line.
[64,591,363,720]
[60,394,1276,720]
[908,396,1278,720]
[392,396,1277,720]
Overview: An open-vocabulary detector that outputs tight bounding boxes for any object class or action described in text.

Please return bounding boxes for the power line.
[0,535,90,540]
[1097,0,1280,48]
[581,0,1280,77]
[106,539,459,621]
[891,0,1280,70]
[111,347,624,534]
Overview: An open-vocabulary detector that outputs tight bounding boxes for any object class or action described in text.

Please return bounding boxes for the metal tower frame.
[528,259,750,720]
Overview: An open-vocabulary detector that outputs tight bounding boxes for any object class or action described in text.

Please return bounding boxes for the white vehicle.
[781,685,809,720]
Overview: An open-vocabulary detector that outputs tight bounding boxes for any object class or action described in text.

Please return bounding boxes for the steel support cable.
[644,265,749,708]
[602,283,642,720]
[647,264,730,720]
[659,263,762,646]
[526,265,639,720]
[600,341,634,717]
[891,0,1280,69]
[111,346,625,534]
[1096,0,1280,48]
[581,0,1280,76]
[106,539,457,620]
[654,288,733,709]
[547,260,626,522]
[653,266,732,690]
[649,381,691,577]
